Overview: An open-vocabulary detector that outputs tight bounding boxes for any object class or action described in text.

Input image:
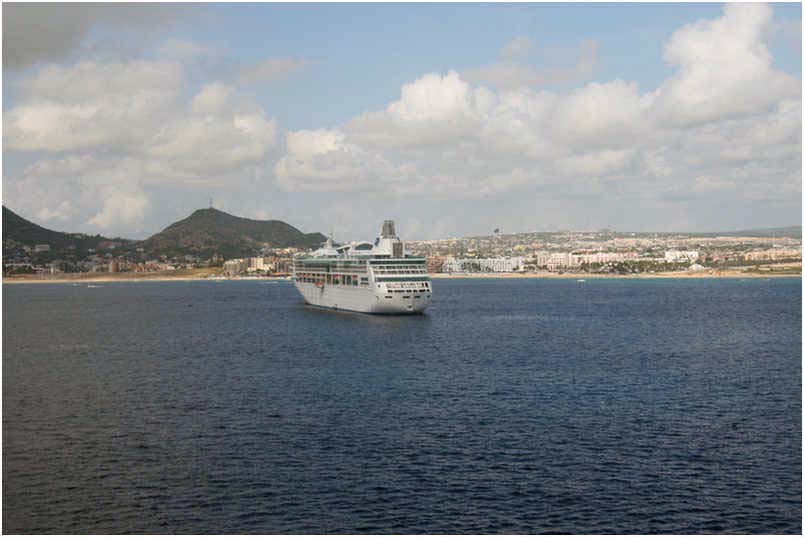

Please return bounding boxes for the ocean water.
[3,278,801,534]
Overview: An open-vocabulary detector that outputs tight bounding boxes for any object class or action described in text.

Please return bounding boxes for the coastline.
[4,270,799,284]
[2,268,288,284]
[2,276,291,284]
[431,270,801,280]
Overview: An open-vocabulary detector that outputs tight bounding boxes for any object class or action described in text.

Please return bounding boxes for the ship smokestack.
[381,220,397,238]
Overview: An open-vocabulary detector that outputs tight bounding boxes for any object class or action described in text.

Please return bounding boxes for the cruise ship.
[292,221,431,314]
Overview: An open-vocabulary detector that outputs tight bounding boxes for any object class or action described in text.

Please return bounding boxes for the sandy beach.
[431,269,801,280]
[4,266,799,284]
[2,268,286,284]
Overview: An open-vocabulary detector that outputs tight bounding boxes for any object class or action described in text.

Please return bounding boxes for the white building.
[743,248,801,261]
[247,257,266,272]
[223,258,248,276]
[576,252,639,265]
[442,256,525,273]
[532,251,581,271]
[531,250,640,271]
[665,250,699,263]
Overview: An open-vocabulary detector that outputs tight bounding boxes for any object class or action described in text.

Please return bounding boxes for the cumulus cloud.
[6,61,279,173]
[652,3,800,127]
[275,3,800,209]
[551,80,654,150]
[554,149,636,177]
[88,186,150,234]
[5,54,281,234]
[274,129,412,191]
[5,60,183,152]
[347,71,496,148]
[36,201,74,224]
[6,155,148,236]
[190,81,236,115]
[147,115,277,176]
[3,3,800,238]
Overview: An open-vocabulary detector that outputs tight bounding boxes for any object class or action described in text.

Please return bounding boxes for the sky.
[2,2,802,240]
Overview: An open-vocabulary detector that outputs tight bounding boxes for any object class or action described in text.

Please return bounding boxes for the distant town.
[4,214,801,280]
[407,229,802,276]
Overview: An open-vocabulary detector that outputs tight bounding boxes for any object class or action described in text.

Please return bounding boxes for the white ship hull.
[295,281,430,314]
[292,220,431,315]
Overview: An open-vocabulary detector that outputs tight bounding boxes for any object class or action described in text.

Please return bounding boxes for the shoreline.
[431,271,800,280]
[2,270,290,284]
[4,271,799,284]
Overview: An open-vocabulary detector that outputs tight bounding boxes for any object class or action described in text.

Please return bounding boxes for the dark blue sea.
[3,278,801,534]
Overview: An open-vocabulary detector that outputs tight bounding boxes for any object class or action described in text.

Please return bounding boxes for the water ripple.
[3,278,801,533]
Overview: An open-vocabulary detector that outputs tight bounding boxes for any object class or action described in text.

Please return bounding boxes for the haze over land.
[2,3,801,239]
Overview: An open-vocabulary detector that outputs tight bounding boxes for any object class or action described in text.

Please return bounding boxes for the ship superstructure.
[292,220,431,314]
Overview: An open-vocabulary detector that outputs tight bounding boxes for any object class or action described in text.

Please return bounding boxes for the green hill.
[2,206,127,255]
[133,208,326,258]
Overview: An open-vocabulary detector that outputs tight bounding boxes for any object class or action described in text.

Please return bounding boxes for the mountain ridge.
[3,206,327,260]
[130,207,327,258]
[2,206,129,254]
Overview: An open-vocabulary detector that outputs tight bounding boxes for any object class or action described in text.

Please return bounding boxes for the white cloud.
[653,3,800,127]
[36,201,74,223]
[554,149,636,177]
[88,186,150,234]
[274,129,412,191]
[275,4,799,208]
[190,81,235,115]
[347,71,495,148]
[6,60,279,178]
[4,53,282,234]
[24,154,108,178]
[641,149,673,178]
[551,80,652,149]
[5,60,183,152]
[6,155,147,235]
[147,113,277,176]
[3,4,800,239]
[693,175,736,192]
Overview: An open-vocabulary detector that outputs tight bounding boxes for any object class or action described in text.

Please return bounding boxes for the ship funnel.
[381,220,397,238]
